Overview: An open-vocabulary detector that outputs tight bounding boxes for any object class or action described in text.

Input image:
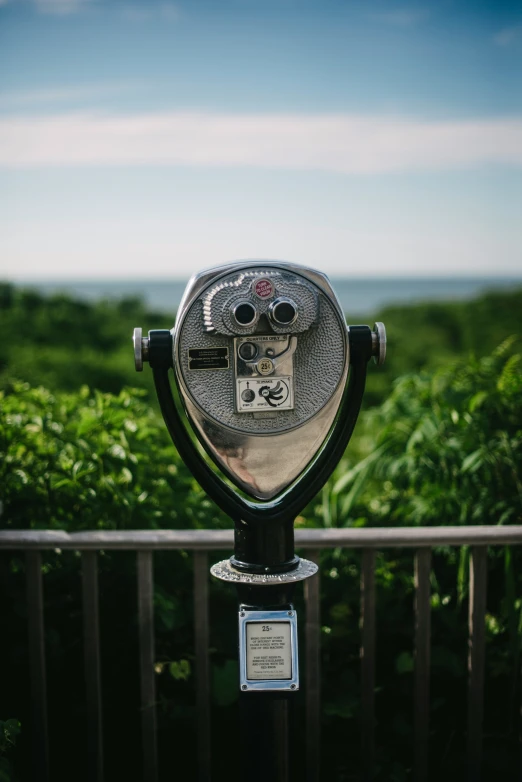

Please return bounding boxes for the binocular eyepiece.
[231,296,298,329]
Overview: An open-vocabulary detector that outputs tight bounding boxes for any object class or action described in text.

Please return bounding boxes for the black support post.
[138,271,381,782]
[234,518,298,782]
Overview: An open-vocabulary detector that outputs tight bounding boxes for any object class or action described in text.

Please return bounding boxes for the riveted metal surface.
[202,270,318,336]
[172,261,349,498]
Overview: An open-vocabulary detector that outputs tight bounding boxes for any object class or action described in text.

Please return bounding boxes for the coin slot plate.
[234,334,295,413]
[239,609,299,692]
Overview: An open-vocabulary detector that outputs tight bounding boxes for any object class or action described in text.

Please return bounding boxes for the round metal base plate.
[210,557,318,584]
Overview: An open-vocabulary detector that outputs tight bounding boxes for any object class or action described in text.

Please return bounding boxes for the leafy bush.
[0,382,232,781]
[0,382,226,532]
[311,337,522,779]
[0,720,21,782]
[1,329,521,778]
[362,287,522,406]
[322,336,522,530]
[2,281,522,410]
[0,283,168,400]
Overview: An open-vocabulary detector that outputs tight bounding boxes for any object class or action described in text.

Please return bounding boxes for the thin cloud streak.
[493,26,522,47]
[1,112,521,173]
[0,82,146,107]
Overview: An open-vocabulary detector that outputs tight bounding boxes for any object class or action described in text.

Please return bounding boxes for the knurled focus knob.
[372,322,386,366]
[133,327,149,371]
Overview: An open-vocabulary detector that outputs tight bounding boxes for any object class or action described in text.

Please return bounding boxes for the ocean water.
[15,276,522,315]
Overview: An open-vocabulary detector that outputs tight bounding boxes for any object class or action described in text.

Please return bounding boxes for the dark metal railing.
[2,525,522,782]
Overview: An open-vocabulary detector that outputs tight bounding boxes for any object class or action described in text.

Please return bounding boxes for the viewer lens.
[233,302,257,326]
[270,298,298,326]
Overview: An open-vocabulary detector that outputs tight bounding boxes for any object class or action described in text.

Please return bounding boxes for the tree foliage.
[0,720,20,782]
[2,280,522,408]
[322,336,522,530]
[1,282,522,780]
[0,382,227,532]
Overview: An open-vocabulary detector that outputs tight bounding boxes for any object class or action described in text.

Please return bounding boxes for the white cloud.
[0,111,521,173]
[493,26,522,47]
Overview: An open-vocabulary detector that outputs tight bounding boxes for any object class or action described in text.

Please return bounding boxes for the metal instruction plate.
[188,347,229,370]
[239,609,299,692]
[236,376,294,412]
[246,622,291,679]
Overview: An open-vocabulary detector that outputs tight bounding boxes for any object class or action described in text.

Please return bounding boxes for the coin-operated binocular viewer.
[133,261,385,780]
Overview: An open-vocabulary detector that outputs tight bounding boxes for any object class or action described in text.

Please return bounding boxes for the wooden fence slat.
[414,548,431,781]
[304,549,321,782]
[361,549,376,781]
[26,550,50,782]
[137,551,158,782]
[10,531,510,782]
[194,550,211,782]
[4,525,522,550]
[82,551,104,782]
[468,546,488,782]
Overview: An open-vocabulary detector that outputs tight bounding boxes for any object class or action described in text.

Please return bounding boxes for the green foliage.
[395,651,414,674]
[1,280,522,779]
[2,281,522,411]
[0,283,170,400]
[362,287,522,406]
[0,720,20,755]
[320,336,522,530]
[212,659,239,707]
[168,659,191,681]
[0,381,229,531]
[304,338,522,778]
[0,720,20,782]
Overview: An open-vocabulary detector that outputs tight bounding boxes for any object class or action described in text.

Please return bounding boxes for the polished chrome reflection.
[172,261,349,500]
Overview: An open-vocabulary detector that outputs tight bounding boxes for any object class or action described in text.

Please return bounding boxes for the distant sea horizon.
[7,276,522,316]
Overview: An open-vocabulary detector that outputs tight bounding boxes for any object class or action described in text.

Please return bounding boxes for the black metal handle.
[150,326,373,526]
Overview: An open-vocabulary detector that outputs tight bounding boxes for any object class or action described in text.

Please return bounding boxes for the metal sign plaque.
[239,609,299,691]
[188,346,229,370]
[236,376,293,412]
[246,622,291,680]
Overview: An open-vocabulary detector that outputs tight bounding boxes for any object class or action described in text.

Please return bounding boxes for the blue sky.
[1,0,521,279]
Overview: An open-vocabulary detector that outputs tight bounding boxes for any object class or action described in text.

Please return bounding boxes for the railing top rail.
[1,525,522,550]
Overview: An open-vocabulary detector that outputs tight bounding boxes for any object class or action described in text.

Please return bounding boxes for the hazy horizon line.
[5,273,522,282]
